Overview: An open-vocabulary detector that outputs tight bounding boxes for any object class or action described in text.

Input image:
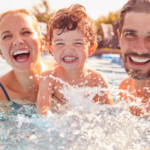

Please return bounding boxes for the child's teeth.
[64,57,76,61]
[13,50,29,56]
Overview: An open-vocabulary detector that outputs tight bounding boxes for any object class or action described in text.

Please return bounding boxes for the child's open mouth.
[13,50,30,62]
[63,57,76,62]
[129,56,150,65]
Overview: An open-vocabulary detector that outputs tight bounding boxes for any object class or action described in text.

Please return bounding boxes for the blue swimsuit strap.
[0,83,21,109]
[0,83,11,101]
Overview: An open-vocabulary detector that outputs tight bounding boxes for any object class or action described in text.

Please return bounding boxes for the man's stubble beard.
[122,52,150,80]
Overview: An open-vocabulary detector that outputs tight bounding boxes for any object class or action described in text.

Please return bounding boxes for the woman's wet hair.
[119,0,150,33]
[47,4,97,47]
[0,9,41,37]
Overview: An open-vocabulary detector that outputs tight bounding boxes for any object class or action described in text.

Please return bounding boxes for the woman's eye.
[23,31,31,35]
[2,35,11,39]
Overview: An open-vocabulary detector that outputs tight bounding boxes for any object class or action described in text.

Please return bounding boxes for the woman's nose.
[12,35,24,47]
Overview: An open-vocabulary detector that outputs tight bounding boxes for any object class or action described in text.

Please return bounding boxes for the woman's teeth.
[13,50,29,56]
[64,57,76,61]
[130,56,150,63]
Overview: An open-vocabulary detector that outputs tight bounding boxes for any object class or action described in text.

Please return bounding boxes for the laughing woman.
[0,9,57,113]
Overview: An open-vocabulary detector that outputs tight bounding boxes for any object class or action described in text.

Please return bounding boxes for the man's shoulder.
[119,77,133,89]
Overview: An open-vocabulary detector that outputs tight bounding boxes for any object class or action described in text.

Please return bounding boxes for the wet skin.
[118,12,150,116]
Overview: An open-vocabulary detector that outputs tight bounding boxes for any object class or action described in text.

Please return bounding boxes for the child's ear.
[0,50,5,59]
[88,43,98,56]
[47,45,54,54]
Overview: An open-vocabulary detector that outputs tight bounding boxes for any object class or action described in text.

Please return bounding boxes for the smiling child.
[37,4,114,115]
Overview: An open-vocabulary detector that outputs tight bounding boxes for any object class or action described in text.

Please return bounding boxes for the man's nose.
[133,38,148,54]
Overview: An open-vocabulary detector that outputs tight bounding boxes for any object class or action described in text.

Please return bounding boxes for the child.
[37,4,114,115]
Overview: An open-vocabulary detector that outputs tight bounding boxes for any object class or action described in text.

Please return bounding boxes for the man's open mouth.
[13,50,30,62]
[129,56,150,65]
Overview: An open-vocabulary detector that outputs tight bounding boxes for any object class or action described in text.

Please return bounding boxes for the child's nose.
[65,45,74,52]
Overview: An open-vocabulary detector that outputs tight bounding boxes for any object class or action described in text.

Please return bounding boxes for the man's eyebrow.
[122,29,137,34]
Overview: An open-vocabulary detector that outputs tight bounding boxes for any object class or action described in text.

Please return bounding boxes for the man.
[118,0,150,116]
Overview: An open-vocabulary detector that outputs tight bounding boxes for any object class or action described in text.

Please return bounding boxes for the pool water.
[1,55,150,150]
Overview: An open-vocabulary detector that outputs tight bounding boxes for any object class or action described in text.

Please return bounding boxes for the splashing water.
[1,81,150,150]
[1,55,150,149]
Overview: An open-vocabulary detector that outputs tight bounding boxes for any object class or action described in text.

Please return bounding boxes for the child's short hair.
[47,4,97,47]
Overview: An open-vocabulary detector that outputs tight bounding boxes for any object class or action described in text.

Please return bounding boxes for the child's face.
[52,29,90,70]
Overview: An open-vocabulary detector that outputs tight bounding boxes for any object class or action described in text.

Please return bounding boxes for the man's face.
[118,12,150,80]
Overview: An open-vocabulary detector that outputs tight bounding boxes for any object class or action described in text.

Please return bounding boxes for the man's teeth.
[13,50,29,56]
[130,56,150,63]
[64,57,76,61]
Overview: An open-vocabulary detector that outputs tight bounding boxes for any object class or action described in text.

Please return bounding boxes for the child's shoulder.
[87,69,108,81]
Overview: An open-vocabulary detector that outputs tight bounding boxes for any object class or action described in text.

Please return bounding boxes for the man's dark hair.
[119,0,150,33]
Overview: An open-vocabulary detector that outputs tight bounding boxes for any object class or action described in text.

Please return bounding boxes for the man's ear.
[117,29,121,45]
[0,50,5,59]
[88,43,98,56]
[47,45,54,54]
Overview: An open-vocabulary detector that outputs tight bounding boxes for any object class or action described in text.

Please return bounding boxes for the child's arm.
[94,72,114,105]
[37,72,53,115]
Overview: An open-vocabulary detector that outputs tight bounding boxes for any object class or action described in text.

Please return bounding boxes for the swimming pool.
[0,55,150,150]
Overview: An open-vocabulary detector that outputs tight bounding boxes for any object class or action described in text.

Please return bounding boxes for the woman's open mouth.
[13,50,30,62]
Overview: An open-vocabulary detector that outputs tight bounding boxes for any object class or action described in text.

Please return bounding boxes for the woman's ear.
[0,50,5,59]
[88,43,98,56]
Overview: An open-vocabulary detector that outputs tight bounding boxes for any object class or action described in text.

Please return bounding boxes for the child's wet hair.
[47,4,97,47]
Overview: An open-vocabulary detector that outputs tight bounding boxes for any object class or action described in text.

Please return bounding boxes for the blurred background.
[0,0,128,54]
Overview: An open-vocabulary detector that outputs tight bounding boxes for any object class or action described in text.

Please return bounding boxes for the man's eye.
[125,32,136,37]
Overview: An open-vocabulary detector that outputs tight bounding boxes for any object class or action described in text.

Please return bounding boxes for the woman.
[0,9,57,112]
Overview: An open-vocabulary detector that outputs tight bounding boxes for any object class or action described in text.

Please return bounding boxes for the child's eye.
[56,43,64,46]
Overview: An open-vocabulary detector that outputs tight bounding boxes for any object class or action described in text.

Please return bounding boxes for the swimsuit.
[0,83,36,110]
[0,83,22,109]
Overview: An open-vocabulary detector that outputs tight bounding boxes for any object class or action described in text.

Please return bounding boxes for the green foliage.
[31,0,54,23]
[95,9,121,35]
